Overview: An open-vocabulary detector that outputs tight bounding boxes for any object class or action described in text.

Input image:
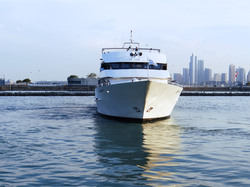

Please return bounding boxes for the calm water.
[0,96,250,186]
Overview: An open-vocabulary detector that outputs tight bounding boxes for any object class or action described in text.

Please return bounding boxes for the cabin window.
[110,63,121,69]
[101,63,110,70]
[122,63,132,69]
[100,62,167,70]
[134,63,144,69]
[149,63,160,69]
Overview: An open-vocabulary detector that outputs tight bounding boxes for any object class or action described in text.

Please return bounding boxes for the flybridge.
[101,46,166,63]
[101,40,165,64]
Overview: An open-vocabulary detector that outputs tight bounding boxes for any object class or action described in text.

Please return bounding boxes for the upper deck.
[101,42,166,64]
[99,40,170,79]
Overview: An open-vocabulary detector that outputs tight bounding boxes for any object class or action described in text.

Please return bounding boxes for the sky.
[1,0,250,82]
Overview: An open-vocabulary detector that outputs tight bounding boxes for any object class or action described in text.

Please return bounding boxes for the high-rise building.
[236,67,246,83]
[248,71,250,82]
[195,56,198,84]
[173,73,183,84]
[197,60,204,83]
[189,53,197,85]
[229,64,236,84]
[182,68,189,84]
[204,68,212,82]
[221,73,227,83]
[214,73,221,82]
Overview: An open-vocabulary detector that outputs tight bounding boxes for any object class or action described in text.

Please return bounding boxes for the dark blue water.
[0,96,250,186]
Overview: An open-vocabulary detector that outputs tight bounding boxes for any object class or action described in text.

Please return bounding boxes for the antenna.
[130,30,133,42]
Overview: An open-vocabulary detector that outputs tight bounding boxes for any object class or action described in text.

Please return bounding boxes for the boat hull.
[95,80,182,120]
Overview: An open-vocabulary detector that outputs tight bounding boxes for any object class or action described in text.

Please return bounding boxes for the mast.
[130,30,133,43]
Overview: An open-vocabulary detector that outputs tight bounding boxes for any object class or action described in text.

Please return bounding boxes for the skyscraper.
[197,60,204,83]
[195,56,198,84]
[189,53,197,85]
[248,71,250,82]
[229,64,236,84]
[221,73,227,83]
[236,67,246,83]
[204,68,212,82]
[182,68,189,85]
[173,73,183,84]
[214,73,221,82]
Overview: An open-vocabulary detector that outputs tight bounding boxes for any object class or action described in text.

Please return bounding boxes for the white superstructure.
[95,37,182,120]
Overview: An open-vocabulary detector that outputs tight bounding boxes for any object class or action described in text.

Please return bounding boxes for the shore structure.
[0,85,249,96]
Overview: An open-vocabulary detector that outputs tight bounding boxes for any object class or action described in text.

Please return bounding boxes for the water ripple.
[0,96,250,186]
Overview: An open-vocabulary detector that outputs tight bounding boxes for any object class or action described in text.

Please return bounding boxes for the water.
[0,96,250,186]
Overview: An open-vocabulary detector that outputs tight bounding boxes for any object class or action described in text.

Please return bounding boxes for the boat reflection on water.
[93,116,181,186]
[140,119,181,186]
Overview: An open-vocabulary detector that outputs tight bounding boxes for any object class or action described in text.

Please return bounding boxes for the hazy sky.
[1,0,250,81]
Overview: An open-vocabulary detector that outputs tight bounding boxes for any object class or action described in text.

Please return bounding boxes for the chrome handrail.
[102,47,160,53]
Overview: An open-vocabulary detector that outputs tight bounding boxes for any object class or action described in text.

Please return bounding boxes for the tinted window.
[100,62,167,70]
[134,63,145,69]
[122,63,132,69]
[110,63,121,69]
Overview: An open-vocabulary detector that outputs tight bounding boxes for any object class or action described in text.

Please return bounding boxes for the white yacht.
[95,36,182,120]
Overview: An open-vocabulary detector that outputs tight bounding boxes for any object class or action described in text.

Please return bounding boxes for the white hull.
[95,80,182,120]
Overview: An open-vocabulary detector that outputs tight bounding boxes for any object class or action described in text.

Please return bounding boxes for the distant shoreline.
[0,91,249,96]
[181,91,250,96]
[0,91,94,96]
[0,85,250,96]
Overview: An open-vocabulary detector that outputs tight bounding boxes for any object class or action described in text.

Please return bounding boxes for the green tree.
[23,78,31,83]
[87,73,97,79]
[68,75,78,79]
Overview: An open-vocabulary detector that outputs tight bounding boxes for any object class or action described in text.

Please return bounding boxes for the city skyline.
[173,53,250,85]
